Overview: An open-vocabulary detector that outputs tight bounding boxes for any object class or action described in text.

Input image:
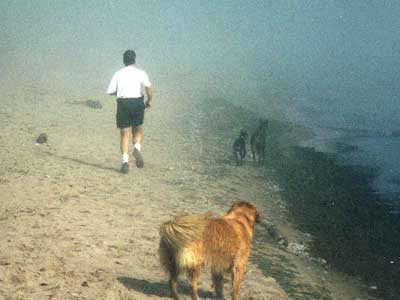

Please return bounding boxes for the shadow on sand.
[117,276,214,299]
[42,151,119,173]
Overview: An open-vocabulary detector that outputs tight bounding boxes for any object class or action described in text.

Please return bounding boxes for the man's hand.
[145,86,153,109]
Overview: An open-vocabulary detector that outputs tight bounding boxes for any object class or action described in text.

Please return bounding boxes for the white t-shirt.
[107,65,151,98]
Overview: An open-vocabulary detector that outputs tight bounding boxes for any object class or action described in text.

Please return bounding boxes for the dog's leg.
[169,266,179,300]
[212,272,225,300]
[239,148,244,166]
[240,150,245,166]
[231,265,245,300]
[188,266,200,300]
[169,277,179,300]
[159,241,180,299]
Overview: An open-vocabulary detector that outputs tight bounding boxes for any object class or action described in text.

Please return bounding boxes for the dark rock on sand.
[85,100,103,109]
[36,133,48,144]
[264,221,289,247]
[81,281,89,287]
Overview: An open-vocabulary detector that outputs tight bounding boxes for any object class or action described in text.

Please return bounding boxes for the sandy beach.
[0,80,378,300]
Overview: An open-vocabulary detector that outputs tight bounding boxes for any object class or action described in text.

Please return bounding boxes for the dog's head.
[228,201,261,225]
[240,129,248,139]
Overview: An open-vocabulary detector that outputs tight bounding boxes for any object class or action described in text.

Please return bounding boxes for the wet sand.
[264,137,400,300]
[0,80,379,300]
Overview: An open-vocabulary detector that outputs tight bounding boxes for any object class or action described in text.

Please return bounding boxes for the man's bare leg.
[132,125,144,168]
[120,127,131,155]
[132,125,143,147]
[120,127,131,173]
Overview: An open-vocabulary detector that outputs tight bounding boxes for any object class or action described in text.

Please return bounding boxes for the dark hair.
[123,50,136,65]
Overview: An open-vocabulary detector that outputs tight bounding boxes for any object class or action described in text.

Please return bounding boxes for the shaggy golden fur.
[159,202,260,300]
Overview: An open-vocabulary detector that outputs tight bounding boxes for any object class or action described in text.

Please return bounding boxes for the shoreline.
[264,122,400,300]
[299,125,400,205]
[195,97,376,300]
[196,96,400,299]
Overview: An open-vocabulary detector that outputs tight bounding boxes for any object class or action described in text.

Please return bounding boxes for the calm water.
[284,96,400,204]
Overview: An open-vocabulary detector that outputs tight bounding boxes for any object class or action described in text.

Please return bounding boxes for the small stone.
[36,133,48,144]
[277,236,289,247]
[81,281,89,287]
[369,285,378,290]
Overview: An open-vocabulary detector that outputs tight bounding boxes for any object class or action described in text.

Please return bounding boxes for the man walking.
[107,50,153,174]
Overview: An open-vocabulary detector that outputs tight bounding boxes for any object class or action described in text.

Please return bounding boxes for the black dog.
[233,129,248,166]
[250,119,268,166]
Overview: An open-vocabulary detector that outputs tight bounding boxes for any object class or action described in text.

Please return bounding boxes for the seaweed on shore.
[266,141,400,300]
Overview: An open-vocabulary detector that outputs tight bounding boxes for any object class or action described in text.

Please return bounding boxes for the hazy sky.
[1,1,399,126]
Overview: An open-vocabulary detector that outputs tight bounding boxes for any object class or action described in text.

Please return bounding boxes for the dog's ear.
[227,203,238,214]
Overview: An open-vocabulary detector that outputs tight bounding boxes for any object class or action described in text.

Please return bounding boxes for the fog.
[2,1,399,123]
[1,1,400,193]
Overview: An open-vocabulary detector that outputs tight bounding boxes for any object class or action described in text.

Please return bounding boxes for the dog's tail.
[159,212,212,272]
[159,212,212,251]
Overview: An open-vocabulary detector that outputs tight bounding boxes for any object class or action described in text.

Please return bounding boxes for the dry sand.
[0,82,375,300]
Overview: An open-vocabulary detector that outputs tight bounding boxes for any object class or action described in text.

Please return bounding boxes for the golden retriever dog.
[159,202,260,300]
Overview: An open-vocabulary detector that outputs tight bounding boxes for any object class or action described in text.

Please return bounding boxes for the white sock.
[134,144,141,151]
[122,153,129,163]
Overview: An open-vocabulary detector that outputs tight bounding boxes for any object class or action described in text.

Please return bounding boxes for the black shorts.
[116,97,145,128]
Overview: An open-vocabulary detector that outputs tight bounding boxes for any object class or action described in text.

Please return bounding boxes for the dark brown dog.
[159,202,260,300]
[250,119,268,166]
[233,129,248,166]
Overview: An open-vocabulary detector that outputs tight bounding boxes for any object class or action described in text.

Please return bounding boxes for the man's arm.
[106,74,118,96]
[145,86,153,108]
